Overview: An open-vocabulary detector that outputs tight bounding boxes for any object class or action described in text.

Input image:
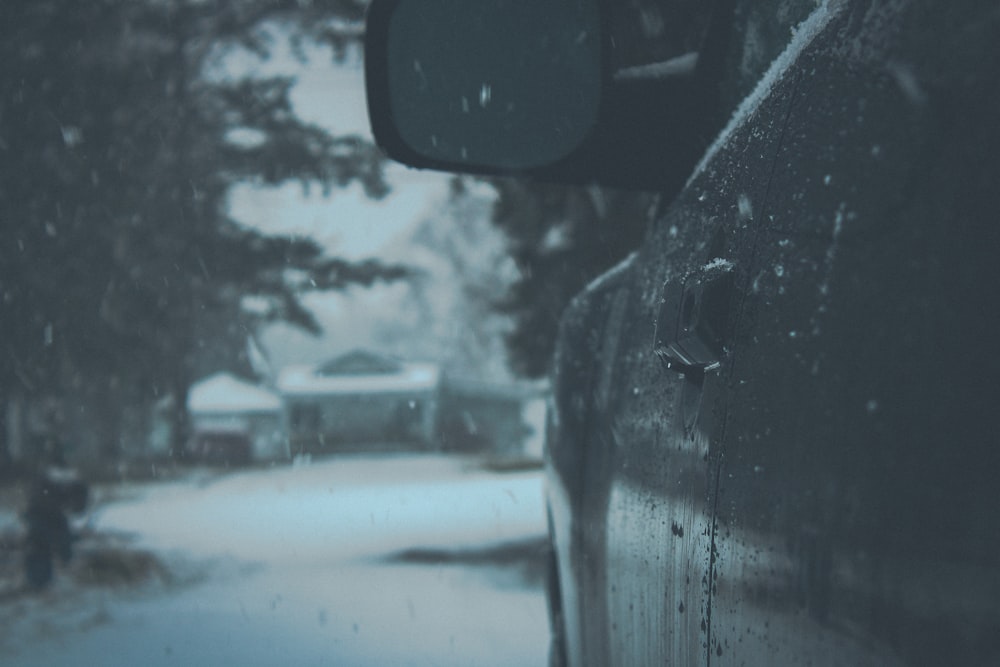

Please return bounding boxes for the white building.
[277,350,442,455]
[187,373,286,462]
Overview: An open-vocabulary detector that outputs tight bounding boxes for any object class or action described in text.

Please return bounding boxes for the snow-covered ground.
[1,454,550,666]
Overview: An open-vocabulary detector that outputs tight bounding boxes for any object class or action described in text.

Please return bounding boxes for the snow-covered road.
[4,454,551,666]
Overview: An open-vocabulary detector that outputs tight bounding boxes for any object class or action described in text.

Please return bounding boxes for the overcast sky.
[228,42,452,260]
[224,40,490,371]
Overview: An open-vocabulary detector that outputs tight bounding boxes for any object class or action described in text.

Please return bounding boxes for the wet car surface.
[544,2,1000,664]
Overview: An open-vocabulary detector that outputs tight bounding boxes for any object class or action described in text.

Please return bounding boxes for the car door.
[549,1,1000,665]
[361,0,1000,663]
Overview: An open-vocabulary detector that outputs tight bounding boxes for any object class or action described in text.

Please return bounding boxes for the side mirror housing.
[365,0,730,192]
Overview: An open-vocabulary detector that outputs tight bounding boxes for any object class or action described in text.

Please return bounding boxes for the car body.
[544,2,1000,665]
[365,0,1000,664]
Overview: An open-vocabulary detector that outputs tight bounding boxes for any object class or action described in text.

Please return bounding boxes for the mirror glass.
[386,0,602,170]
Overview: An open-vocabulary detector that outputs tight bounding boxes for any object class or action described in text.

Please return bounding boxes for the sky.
[228,42,452,260]
[224,39,479,370]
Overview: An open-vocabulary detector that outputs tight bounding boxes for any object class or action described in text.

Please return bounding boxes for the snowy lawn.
[0,453,551,666]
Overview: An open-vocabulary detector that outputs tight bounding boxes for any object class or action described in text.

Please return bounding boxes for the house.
[277,350,442,455]
[436,377,547,458]
[187,373,286,462]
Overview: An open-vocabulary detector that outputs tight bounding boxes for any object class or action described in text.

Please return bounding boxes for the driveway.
[0,454,550,666]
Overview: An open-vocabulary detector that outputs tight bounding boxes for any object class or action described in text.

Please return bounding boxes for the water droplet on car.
[737,194,753,221]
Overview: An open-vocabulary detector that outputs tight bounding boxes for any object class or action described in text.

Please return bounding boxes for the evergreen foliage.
[0,0,406,461]
[489,181,652,378]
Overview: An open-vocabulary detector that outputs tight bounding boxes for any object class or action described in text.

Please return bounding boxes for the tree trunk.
[86,379,124,465]
[169,375,191,460]
[0,391,11,476]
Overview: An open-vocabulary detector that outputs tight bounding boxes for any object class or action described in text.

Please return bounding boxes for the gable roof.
[315,349,403,376]
[278,352,441,397]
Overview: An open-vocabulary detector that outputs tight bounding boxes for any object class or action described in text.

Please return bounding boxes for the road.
[1,454,550,666]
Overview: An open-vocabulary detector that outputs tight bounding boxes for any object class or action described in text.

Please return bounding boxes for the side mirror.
[366,0,603,171]
[365,0,735,192]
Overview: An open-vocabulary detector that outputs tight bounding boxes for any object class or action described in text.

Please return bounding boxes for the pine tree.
[489,181,653,378]
[0,0,406,464]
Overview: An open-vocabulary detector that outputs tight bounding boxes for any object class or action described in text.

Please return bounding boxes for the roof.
[278,352,441,397]
[442,376,550,401]
[315,349,404,376]
[188,373,282,414]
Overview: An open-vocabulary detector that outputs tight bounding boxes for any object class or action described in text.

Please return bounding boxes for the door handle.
[654,261,736,376]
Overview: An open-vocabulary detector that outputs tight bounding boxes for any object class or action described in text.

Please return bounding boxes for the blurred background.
[0,0,669,664]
